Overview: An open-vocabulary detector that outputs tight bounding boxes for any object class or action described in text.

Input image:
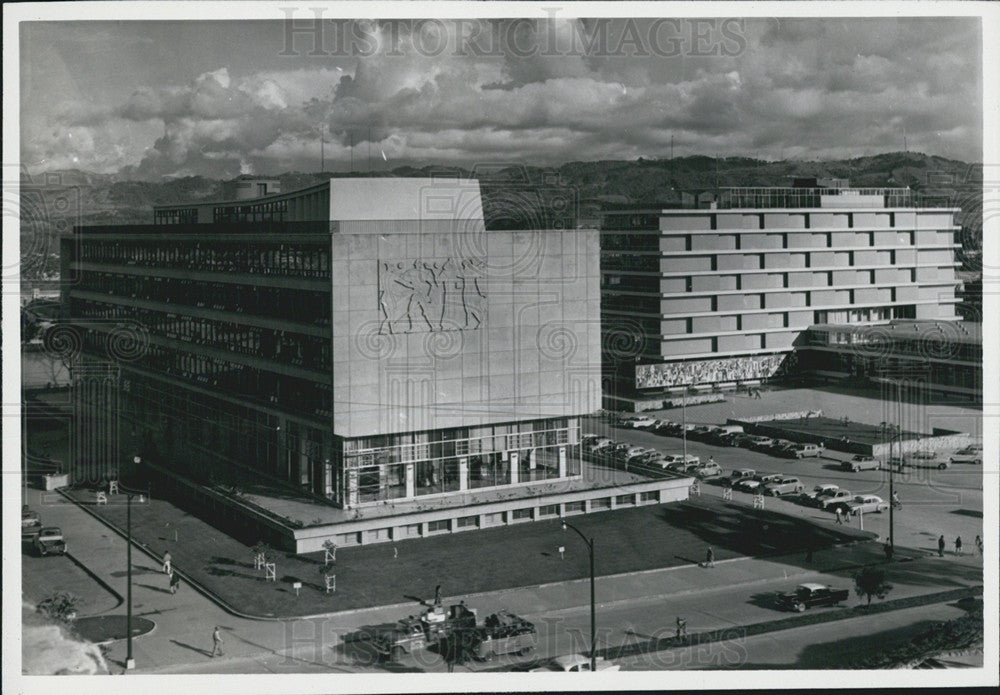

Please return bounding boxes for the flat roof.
[808,320,981,345]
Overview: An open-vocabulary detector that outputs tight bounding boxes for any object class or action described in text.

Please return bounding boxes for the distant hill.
[19,152,982,282]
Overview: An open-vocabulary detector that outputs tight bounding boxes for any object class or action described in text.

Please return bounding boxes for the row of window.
[75,272,330,326]
[603,249,933,273]
[343,419,574,457]
[73,298,331,372]
[603,269,920,293]
[79,240,330,278]
[212,200,288,224]
[84,331,333,417]
[602,229,932,250]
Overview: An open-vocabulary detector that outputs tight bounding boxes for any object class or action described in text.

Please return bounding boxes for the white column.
[405,463,415,498]
[347,469,359,506]
[510,452,520,484]
[459,458,469,491]
[558,446,567,477]
[528,449,537,470]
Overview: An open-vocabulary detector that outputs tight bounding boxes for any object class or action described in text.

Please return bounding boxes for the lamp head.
[561,521,567,531]
[133,456,141,464]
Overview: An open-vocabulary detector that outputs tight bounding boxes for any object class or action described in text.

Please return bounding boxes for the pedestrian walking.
[675,616,687,639]
[162,551,172,575]
[169,572,181,594]
[975,535,983,556]
[938,535,946,557]
[705,546,715,567]
[883,541,893,561]
[211,626,224,657]
[834,508,843,525]
[955,536,963,556]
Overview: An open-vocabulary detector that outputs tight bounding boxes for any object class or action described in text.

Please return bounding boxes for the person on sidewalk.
[883,541,893,561]
[211,626,224,657]
[975,535,983,556]
[163,550,172,575]
[834,508,843,525]
[955,536,963,556]
[675,617,687,640]
[169,572,181,594]
[938,535,946,557]
[705,547,715,567]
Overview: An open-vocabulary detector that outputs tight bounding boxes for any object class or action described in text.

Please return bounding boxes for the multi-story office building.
[61,178,686,550]
[600,182,961,406]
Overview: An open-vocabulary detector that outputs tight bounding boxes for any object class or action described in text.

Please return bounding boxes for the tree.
[853,566,893,606]
[37,592,80,622]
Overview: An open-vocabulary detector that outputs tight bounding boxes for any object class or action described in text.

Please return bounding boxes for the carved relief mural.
[635,352,799,389]
[378,258,487,334]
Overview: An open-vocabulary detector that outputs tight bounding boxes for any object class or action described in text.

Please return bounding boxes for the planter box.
[43,473,69,490]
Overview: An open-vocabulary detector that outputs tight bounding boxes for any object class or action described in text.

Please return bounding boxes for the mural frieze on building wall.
[378,258,487,334]
[635,352,798,389]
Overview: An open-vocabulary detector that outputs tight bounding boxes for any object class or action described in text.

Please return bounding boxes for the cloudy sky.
[19,16,982,180]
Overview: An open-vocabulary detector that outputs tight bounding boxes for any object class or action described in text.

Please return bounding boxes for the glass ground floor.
[76,365,584,508]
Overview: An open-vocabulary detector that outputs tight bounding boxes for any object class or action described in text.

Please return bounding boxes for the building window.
[615,494,635,506]
[456,515,479,528]
[511,508,533,521]
[427,519,451,533]
[564,501,585,513]
[538,504,559,517]
[639,491,659,503]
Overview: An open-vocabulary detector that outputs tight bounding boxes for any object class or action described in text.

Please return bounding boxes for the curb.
[64,550,125,615]
[57,488,278,623]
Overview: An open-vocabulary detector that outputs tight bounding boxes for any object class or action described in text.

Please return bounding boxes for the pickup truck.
[841,455,880,472]
[775,583,849,612]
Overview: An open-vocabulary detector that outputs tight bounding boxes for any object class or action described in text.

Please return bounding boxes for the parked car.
[744,435,774,451]
[754,473,783,485]
[790,443,824,458]
[733,479,763,494]
[775,583,849,612]
[905,450,949,469]
[531,654,621,672]
[583,437,613,453]
[765,477,805,496]
[653,421,681,436]
[950,446,983,465]
[33,527,67,556]
[689,426,715,441]
[718,432,750,447]
[843,495,889,515]
[623,416,656,429]
[768,439,797,456]
[662,453,700,466]
[803,484,840,505]
[722,468,756,487]
[693,462,722,478]
[615,446,652,464]
[818,489,853,510]
[841,455,880,472]
[22,508,42,543]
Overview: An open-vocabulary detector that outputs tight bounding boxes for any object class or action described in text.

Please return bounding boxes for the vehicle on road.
[689,426,715,441]
[33,527,67,556]
[904,451,948,469]
[753,473,783,485]
[764,477,805,496]
[718,432,751,447]
[790,443,824,459]
[693,462,722,478]
[22,508,42,543]
[653,421,681,436]
[473,611,537,661]
[707,425,744,444]
[371,618,430,660]
[843,495,889,515]
[817,489,853,510]
[530,654,621,672]
[803,484,839,505]
[950,446,983,465]
[841,455,880,472]
[722,468,756,487]
[775,583,849,612]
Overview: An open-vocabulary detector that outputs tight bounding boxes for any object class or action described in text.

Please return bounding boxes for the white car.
[530,654,621,672]
[905,451,948,469]
[843,495,889,515]
[841,455,880,472]
[950,446,983,465]
[694,462,722,478]
[733,479,763,494]
[623,416,656,429]
[818,489,853,510]
[765,477,805,496]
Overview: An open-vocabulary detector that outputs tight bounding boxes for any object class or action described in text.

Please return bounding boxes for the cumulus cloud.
[19,17,982,178]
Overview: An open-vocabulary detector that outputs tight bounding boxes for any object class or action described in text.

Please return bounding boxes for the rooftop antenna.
[320,124,325,175]
[368,128,372,174]
[350,131,354,174]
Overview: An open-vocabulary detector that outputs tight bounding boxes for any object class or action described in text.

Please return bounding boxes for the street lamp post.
[561,518,596,672]
[125,455,147,671]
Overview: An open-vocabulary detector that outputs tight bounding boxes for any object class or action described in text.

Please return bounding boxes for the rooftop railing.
[717,187,915,209]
